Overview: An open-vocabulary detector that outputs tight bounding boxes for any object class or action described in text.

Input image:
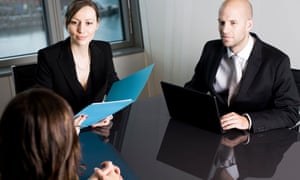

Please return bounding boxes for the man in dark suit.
[184,0,300,133]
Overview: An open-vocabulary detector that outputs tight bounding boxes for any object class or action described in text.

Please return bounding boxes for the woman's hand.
[88,161,123,180]
[74,114,88,135]
[91,115,113,128]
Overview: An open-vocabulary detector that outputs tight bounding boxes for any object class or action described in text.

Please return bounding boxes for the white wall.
[113,52,153,98]
[139,0,300,96]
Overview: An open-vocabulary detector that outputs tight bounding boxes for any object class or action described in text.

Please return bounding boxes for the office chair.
[292,69,300,96]
[291,69,300,131]
[11,63,37,94]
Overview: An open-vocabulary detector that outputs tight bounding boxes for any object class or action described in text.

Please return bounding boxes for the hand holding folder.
[75,64,154,129]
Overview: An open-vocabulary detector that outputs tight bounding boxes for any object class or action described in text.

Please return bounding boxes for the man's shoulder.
[252,33,288,58]
[206,39,223,46]
[203,39,225,53]
[260,41,288,58]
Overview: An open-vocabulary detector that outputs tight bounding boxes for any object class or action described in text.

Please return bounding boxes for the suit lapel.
[208,45,227,90]
[57,39,84,97]
[234,37,263,102]
[210,45,227,105]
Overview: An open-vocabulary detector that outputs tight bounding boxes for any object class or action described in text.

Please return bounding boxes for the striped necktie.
[228,55,242,105]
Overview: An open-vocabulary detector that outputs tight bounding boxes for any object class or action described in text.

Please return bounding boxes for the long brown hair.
[0,88,81,180]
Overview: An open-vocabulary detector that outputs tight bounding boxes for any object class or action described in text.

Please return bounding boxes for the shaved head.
[219,0,253,20]
[218,0,254,53]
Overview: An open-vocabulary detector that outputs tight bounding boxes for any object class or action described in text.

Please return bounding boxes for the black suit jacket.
[185,33,300,133]
[36,38,119,114]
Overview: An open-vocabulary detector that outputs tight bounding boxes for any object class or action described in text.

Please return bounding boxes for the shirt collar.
[227,35,255,61]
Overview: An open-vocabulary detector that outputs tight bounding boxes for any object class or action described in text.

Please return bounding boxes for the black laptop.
[160,81,225,134]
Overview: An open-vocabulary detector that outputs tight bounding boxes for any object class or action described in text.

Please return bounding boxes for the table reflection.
[79,105,138,180]
[157,119,299,180]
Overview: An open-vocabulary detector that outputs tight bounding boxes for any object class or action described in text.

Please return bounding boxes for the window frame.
[0,0,144,69]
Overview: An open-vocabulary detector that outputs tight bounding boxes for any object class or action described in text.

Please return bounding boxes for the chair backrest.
[291,69,300,131]
[11,63,37,94]
[292,69,300,96]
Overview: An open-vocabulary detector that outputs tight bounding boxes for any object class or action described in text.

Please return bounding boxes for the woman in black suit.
[37,0,119,127]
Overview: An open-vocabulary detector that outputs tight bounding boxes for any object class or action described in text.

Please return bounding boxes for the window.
[0,0,143,68]
[0,0,47,59]
[61,0,123,42]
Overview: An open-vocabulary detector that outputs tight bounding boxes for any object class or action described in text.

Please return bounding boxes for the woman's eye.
[70,21,78,25]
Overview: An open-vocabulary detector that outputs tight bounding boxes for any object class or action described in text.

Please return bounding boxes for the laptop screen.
[160,81,224,134]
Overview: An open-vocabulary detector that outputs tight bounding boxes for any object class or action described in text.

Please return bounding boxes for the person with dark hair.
[185,0,300,133]
[36,0,118,127]
[0,88,123,180]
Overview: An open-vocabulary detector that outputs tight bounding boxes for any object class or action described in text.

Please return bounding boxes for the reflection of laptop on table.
[157,120,223,179]
[160,81,225,134]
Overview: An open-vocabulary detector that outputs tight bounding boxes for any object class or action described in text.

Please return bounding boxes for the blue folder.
[77,99,133,129]
[75,64,154,128]
[105,64,154,101]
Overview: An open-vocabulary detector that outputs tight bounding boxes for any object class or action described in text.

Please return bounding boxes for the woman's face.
[67,6,99,47]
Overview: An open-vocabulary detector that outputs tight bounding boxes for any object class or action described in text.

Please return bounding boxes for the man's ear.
[247,19,253,31]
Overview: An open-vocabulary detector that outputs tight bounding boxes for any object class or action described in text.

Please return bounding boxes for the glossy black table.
[79,105,138,180]
[80,95,300,180]
[120,95,300,180]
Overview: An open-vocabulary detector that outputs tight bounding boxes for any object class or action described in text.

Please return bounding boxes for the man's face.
[218,1,252,53]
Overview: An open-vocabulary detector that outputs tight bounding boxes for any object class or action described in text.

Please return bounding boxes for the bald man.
[185,0,300,133]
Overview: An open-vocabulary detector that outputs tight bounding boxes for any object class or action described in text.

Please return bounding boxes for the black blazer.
[185,33,300,133]
[36,38,119,114]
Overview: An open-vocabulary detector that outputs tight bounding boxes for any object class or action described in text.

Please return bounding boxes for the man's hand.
[220,112,249,130]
